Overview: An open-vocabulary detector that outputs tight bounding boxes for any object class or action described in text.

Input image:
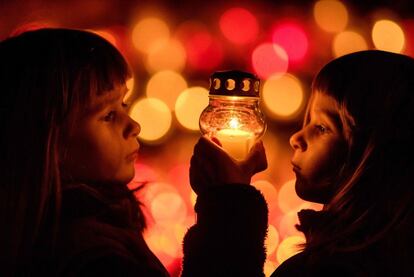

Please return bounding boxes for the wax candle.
[215,128,254,161]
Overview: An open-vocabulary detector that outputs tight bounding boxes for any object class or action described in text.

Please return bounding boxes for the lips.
[126,149,139,161]
[291,161,301,173]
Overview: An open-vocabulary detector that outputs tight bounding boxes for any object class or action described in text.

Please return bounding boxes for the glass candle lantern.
[199,70,266,161]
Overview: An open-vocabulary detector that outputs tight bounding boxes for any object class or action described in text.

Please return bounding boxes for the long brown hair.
[304,50,414,273]
[0,28,131,274]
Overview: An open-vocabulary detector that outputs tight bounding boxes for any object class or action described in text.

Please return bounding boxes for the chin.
[295,178,329,204]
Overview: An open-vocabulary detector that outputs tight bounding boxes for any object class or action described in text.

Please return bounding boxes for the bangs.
[69,31,131,112]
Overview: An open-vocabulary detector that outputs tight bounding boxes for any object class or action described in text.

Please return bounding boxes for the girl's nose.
[125,116,141,138]
[289,129,307,151]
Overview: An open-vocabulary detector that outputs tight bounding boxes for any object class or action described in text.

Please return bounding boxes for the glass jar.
[199,70,266,160]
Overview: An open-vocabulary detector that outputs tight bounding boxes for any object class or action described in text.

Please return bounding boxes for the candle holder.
[199,70,266,161]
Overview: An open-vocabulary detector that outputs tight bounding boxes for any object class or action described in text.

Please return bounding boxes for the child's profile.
[0,28,169,276]
[183,50,414,277]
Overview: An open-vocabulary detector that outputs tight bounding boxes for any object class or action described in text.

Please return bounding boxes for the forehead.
[310,92,340,114]
[88,83,128,113]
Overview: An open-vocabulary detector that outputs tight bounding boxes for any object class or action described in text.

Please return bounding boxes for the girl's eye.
[315,124,328,133]
[104,111,116,121]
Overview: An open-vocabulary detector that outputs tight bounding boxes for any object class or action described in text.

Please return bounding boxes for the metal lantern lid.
[209,70,260,98]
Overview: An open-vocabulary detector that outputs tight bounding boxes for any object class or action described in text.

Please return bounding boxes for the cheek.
[295,141,347,203]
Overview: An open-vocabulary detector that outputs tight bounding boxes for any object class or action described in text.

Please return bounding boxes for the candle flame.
[229,117,239,129]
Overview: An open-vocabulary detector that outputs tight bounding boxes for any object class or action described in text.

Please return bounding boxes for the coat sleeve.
[181,183,268,277]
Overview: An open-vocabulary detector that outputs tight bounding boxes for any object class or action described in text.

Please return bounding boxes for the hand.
[189,136,267,195]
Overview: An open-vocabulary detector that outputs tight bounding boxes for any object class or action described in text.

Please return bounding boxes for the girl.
[0,28,169,276]
[183,50,414,276]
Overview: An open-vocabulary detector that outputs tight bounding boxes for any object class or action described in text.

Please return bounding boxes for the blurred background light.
[272,23,308,63]
[146,70,188,109]
[252,43,289,79]
[219,7,259,45]
[265,224,280,257]
[278,179,305,213]
[177,21,224,72]
[145,38,187,73]
[174,86,209,131]
[372,19,405,53]
[332,30,368,57]
[276,235,305,264]
[313,0,349,33]
[262,73,304,120]
[132,17,170,54]
[2,1,413,276]
[129,98,172,143]
[150,191,187,226]
[89,29,118,46]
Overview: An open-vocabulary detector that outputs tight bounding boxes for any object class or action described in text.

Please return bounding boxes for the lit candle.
[215,128,254,161]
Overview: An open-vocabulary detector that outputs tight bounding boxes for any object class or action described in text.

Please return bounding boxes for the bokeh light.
[129,98,172,143]
[146,38,187,73]
[372,19,405,53]
[219,7,259,45]
[146,70,188,110]
[272,23,308,62]
[144,226,179,266]
[313,0,349,33]
[276,235,305,264]
[333,30,368,57]
[252,43,289,79]
[130,163,159,186]
[132,17,170,54]
[150,191,187,226]
[174,86,209,131]
[278,179,305,213]
[262,73,304,119]
[264,260,278,277]
[278,211,302,238]
[178,22,224,72]
[252,180,278,210]
[266,224,280,256]
[89,29,118,47]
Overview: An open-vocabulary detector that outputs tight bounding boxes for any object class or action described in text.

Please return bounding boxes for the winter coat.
[181,183,268,277]
[44,183,169,276]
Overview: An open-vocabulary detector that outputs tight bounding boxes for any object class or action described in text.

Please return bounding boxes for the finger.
[195,136,229,161]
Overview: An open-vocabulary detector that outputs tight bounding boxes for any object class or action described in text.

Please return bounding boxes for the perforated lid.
[209,70,260,97]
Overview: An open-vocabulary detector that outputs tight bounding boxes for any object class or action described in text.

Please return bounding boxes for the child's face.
[289,92,348,204]
[62,83,140,185]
